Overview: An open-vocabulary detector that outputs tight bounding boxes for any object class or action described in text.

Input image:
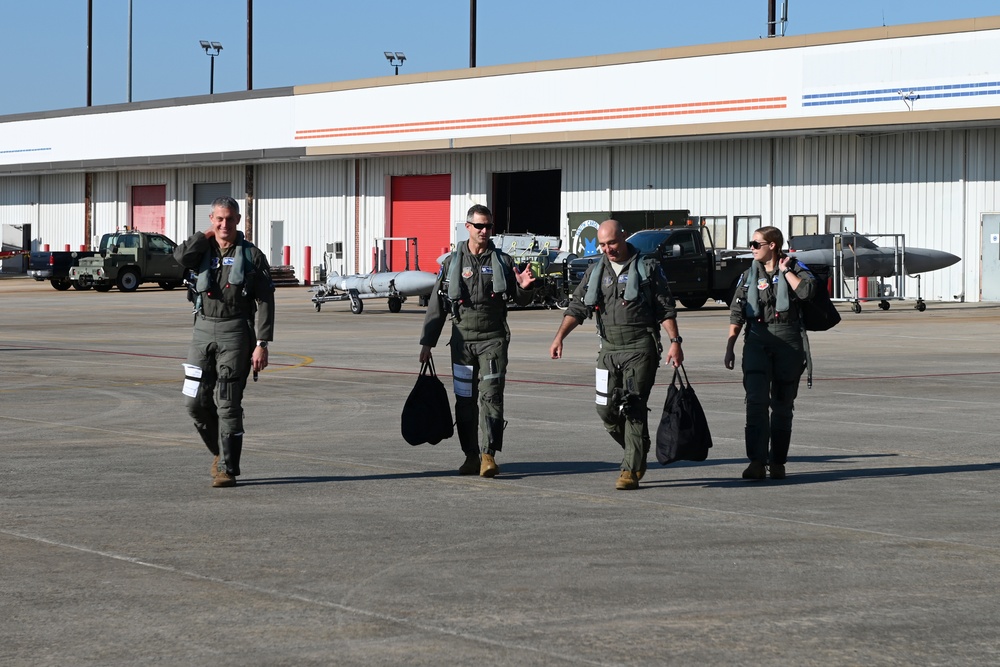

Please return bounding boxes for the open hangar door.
[492,170,561,237]
[389,174,451,273]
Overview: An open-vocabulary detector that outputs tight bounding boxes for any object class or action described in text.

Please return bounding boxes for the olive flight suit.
[563,245,678,472]
[175,231,275,478]
[420,240,534,456]
[730,261,815,466]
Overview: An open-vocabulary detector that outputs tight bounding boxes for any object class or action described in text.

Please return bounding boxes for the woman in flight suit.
[724,226,815,480]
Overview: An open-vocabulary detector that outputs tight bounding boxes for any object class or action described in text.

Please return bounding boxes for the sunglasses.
[468,222,494,230]
[748,240,771,249]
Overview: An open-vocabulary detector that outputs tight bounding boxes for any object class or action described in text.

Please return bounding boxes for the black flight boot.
[742,426,767,480]
[213,433,243,487]
[769,430,792,480]
[221,433,243,476]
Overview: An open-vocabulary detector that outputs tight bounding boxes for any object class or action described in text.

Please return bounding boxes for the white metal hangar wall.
[4,17,1000,301]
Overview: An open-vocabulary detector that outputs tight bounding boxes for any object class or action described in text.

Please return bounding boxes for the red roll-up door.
[389,174,451,273]
[132,185,166,235]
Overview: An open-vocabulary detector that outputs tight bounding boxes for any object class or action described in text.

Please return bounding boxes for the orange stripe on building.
[295,102,788,140]
[294,97,787,139]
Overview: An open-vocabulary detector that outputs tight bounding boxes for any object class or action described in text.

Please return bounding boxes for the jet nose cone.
[905,248,961,274]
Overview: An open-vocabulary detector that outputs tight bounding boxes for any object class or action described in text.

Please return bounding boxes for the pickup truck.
[28,248,100,290]
[565,226,751,309]
[69,231,186,292]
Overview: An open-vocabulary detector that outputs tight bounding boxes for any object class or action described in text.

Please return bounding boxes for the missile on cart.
[328,270,437,295]
[312,269,438,314]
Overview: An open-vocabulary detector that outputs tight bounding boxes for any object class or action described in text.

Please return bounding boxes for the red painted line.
[4,345,993,388]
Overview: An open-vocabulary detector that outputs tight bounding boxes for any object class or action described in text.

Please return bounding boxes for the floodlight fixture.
[200,40,224,94]
[385,50,406,75]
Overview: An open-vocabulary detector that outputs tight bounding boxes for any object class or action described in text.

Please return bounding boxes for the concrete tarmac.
[1,277,998,666]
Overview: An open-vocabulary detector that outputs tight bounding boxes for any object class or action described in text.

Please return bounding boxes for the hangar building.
[3,16,1000,302]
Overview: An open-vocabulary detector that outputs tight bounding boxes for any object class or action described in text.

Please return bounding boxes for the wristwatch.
[257,341,268,349]
[669,336,683,344]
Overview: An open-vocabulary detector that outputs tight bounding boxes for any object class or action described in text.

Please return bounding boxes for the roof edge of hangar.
[293,16,1000,97]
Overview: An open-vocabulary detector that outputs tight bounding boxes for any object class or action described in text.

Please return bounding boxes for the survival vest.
[192,236,257,314]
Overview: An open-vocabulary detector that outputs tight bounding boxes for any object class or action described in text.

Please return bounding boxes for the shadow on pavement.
[644,454,1000,488]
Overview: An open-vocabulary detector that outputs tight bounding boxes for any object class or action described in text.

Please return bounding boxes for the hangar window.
[734,215,761,248]
[827,214,856,233]
[790,215,819,238]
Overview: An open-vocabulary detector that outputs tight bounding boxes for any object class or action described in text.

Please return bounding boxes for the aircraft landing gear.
[879,300,891,310]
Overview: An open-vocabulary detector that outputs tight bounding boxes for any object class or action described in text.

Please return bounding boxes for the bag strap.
[669,364,691,392]
[671,363,691,388]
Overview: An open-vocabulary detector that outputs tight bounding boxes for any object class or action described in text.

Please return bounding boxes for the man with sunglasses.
[549,220,683,490]
[419,204,536,477]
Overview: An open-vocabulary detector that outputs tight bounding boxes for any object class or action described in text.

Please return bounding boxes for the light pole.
[200,40,223,93]
[384,51,406,75]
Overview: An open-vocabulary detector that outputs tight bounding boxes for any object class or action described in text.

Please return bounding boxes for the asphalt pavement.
[2,277,998,666]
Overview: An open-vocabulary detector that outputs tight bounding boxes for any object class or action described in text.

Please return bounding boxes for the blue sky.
[2,1,998,117]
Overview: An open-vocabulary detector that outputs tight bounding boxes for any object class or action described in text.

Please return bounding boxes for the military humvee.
[69,231,186,292]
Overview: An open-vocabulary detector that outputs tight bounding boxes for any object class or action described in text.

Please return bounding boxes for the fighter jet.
[311,269,437,314]
[788,233,960,277]
[787,233,960,312]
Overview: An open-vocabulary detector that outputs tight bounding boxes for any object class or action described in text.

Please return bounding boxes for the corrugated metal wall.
[0,174,84,250]
[964,128,1000,302]
[613,141,770,223]
[256,161,352,277]
[39,174,85,249]
[92,172,119,247]
[0,176,39,248]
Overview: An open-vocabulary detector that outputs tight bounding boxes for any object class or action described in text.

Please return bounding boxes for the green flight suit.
[563,246,678,472]
[175,232,274,477]
[420,241,534,455]
[730,261,815,465]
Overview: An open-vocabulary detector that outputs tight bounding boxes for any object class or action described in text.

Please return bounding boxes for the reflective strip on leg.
[453,364,474,398]
[182,363,203,397]
[595,368,609,405]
